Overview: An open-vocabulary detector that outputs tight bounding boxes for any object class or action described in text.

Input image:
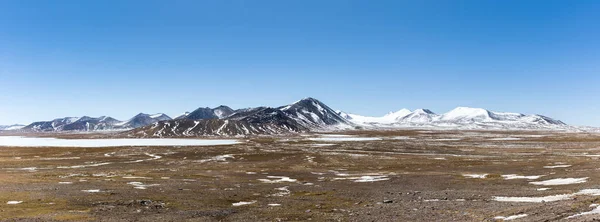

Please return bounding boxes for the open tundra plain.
[2,130,600,221]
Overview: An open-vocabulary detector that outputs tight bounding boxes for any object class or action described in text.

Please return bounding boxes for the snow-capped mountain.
[174,112,191,120]
[115,113,171,129]
[23,113,173,132]
[278,97,352,129]
[338,106,567,129]
[129,98,352,137]
[397,109,438,123]
[439,107,498,122]
[24,117,83,131]
[213,105,235,118]
[434,107,566,127]
[61,116,121,131]
[23,116,125,132]
[0,124,25,131]
[14,98,574,134]
[176,105,235,120]
[337,109,412,125]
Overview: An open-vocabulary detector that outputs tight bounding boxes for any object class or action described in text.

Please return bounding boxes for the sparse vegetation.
[0,130,600,221]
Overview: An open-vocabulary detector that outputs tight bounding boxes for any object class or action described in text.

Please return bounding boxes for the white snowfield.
[493,188,600,203]
[232,200,256,206]
[529,177,588,186]
[463,173,488,179]
[494,214,528,221]
[543,165,571,168]
[502,174,544,180]
[0,136,241,147]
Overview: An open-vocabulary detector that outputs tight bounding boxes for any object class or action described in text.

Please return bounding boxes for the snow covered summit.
[338,106,566,130]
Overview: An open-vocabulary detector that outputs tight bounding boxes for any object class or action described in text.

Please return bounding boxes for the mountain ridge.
[8,98,576,134]
[340,106,567,130]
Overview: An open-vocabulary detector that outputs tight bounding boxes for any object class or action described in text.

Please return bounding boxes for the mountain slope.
[278,97,352,129]
[397,109,438,123]
[338,109,412,125]
[61,116,121,131]
[177,105,235,120]
[23,117,81,131]
[129,118,306,137]
[126,98,353,137]
[115,113,172,129]
[438,107,494,122]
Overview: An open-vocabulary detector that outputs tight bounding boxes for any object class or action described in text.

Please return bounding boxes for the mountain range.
[0,124,26,131]
[1,97,573,136]
[129,98,352,137]
[21,114,171,132]
[338,106,566,130]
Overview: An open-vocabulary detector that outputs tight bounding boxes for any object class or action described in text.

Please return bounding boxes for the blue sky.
[1,0,599,126]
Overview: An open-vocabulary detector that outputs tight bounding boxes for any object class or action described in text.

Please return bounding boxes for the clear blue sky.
[1,0,599,126]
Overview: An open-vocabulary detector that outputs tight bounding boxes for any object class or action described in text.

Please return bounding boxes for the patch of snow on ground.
[494,214,528,221]
[354,176,390,182]
[268,203,281,207]
[305,156,315,163]
[258,176,297,183]
[82,189,101,193]
[232,200,256,206]
[57,162,111,169]
[493,194,573,203]
[537,188,551,191]
[567,205,600,219]
[20,167,38,172]
[126,153,162,163]
[272,187,291,196]
[0,136,241,147]
[127,181,159,189]
[7,201,23,205]
[543,165,571,168]
[463,174,488,179]
[529,177,588,186]
[493,189,600,203]
[502,174,544,180]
